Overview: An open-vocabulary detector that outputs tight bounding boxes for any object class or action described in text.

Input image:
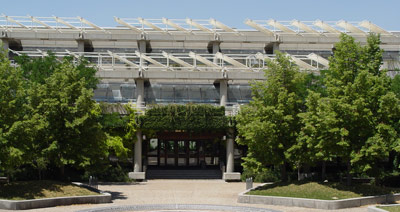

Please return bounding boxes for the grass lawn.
[0,180,100,200]
[377,206,400,212]
[248,182,400,200]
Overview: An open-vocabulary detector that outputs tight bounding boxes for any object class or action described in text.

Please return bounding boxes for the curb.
[237,183,400,210]
[0,182,111,210]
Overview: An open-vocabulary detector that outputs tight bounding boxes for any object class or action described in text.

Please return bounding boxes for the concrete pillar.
[77,40,84,52]
[219,80,228,107]
[226,128,234,173]
[1,39,9,51]
[212,41,221,63]
[129,78,146,180]
[138,40,146,53]
[136,78,144,109]
[134,129,143,172]
[212,42,220,54]
[272,42,280,53]
[265,42,280,54]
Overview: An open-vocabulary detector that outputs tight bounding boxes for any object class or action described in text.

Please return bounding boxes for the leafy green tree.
[15,53,98,89]
[25,58,107,178]
[297,34,400,185]
[236,52,306,181]
[0,50,29,178]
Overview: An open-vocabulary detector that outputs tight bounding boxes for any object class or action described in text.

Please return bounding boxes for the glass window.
[148,139,158,156]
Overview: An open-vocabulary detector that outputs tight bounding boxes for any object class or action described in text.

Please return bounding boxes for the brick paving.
[0,179,370,212]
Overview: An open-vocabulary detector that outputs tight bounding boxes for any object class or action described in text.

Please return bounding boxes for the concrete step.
[146,169,222,179]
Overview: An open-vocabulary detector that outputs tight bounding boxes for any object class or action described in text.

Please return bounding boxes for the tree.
[24,58,107,178]
[297,33,400,185]
[0,50,29,178]
[236,52,306,181]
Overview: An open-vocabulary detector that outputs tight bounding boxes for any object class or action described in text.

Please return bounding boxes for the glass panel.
[205,157,212,165]
[148,139,158,156]
[148,157,158,165]
[228,85,241,103]
[166,141,175,153]
[167,158,175,165]
[200,85,219,103]
[189,158,198,166]
[178,158,186,166]
[166,141,175,166]
[175,85,188,103]
[160,84,175,103]
[189,141,197,153]
[120,83,136,101]
[159,157,165,166]
[177,141,185,154]
[240,85,252,103]
[188,85,202,103]
[189,141,198,166]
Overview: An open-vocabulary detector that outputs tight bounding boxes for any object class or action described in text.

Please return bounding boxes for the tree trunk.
[281,162,288,182]
[346,160,352,186]
[297,163,301,181]
[322,161,326,181]
[38,169,42,181]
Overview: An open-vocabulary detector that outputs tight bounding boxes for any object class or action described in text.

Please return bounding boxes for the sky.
[1,0,400,31]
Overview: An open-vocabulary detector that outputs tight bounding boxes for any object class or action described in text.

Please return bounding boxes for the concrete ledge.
[0,183,111,210]
[238,183,400,210]
[223,172,241,181]
[129,172,146,180]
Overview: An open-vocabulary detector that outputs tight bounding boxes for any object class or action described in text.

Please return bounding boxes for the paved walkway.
[0,180,370,212]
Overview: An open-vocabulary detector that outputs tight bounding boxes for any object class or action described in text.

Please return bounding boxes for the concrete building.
[2,16,400,180]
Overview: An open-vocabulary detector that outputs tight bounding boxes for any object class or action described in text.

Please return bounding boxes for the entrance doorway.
[146,139,222,167]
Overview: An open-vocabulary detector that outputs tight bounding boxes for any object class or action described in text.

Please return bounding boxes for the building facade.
[2,16,400,180]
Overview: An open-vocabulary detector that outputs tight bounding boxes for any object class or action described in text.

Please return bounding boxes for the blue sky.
[2,0,400,31]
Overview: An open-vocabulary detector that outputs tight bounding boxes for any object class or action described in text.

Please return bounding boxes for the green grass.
[377,206,400,212]
[0,180,100,200]
[248,182,400,200]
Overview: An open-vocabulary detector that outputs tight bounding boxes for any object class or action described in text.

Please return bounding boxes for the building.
[1,15,400,180]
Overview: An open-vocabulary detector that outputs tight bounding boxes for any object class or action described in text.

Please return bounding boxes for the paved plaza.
[0,180,371,212]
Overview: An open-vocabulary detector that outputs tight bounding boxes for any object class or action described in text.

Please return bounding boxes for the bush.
[83,164,131,182]
[241,168,280,183]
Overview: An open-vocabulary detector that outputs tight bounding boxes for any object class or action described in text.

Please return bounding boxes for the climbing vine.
[139,104,228,132]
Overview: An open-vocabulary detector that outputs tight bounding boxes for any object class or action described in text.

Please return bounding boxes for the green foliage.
[83,164,131,182]
[0,51,110,180]
[296,33,400,183]
[15,53,98,89]
[241,155,280,182]
[391,74,400,98]
[0,50,28,176]
[236,52,307,181]
[25,59,107,171]
[139,104,228,132]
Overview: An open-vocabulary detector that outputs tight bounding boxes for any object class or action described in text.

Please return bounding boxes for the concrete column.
[1,39,9,51]
[272,42,280,53]
[226,128,234,173]
[77,40,84,52]
[265,42,280,54]
[212,42,220,54]
[138,40,146,53]
[134,129,143,172]
[212,41,221,63]
[129,78,146,180]
[219,80,228,107]
[136,78,144,109]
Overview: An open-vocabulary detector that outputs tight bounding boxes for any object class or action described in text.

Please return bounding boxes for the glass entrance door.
[188,141,198,166]
[147,139,221,167]
[165,140,176,166]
